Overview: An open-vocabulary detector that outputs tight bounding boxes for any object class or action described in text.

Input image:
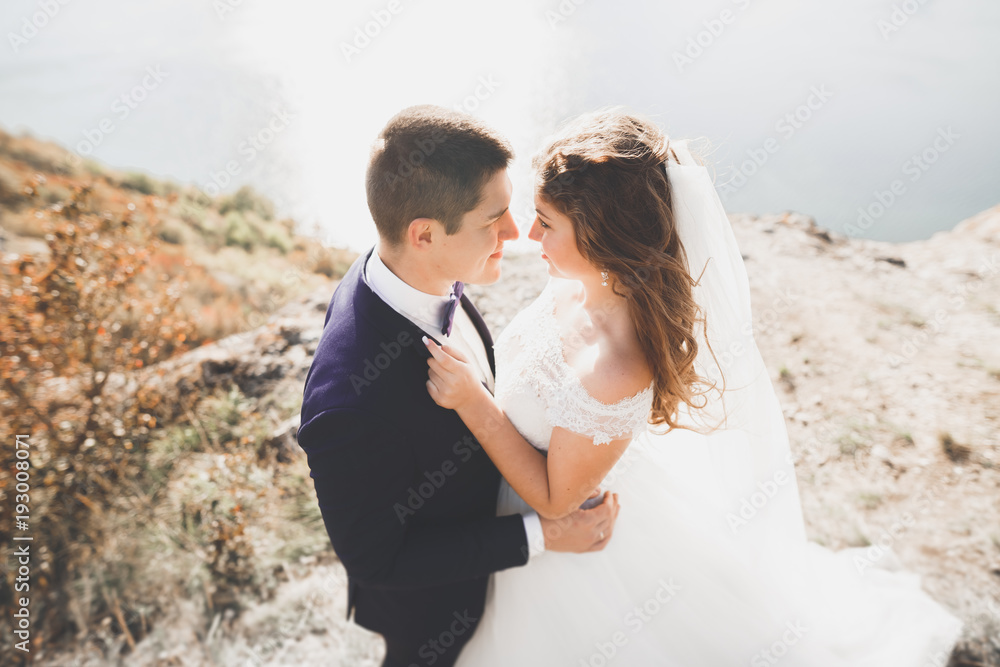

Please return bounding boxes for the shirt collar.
[365,246,456,336]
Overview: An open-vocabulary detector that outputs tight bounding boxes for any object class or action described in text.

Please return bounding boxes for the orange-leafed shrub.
[0,182,197,655]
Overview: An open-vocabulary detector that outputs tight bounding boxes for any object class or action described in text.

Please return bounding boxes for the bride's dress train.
[455,280,964,667]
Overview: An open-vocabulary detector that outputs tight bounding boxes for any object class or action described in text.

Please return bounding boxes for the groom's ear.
[407,217,439,251]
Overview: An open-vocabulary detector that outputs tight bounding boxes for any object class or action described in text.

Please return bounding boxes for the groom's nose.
[498,209,519,241]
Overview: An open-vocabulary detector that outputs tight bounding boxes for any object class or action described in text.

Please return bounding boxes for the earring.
[600,270,609,287]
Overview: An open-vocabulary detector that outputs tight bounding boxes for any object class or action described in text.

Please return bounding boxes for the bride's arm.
[424,337,628,520]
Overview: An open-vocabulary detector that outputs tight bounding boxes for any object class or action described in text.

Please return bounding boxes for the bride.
[422,109,964,666]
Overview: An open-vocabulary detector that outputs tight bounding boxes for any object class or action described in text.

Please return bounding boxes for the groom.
[298,106,620,667]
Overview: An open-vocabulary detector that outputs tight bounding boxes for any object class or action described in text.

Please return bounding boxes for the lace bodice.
[493,279,654,449]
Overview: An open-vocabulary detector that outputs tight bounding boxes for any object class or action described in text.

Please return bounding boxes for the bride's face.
[529,196,601,283]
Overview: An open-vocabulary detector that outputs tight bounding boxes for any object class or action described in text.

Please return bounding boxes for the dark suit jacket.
[298,246,529,663]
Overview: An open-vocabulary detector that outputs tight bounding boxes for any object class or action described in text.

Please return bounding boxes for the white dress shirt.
[364,248,546,559]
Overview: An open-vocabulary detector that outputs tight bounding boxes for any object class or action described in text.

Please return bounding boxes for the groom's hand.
[539,490,620,553]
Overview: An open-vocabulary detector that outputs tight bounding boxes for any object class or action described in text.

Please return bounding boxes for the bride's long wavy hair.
[532,108,723,433]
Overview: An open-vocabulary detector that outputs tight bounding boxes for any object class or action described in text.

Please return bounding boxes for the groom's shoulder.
[303,257,422,412]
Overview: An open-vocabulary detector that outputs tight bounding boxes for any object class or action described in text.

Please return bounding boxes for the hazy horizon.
[2,0,997,253]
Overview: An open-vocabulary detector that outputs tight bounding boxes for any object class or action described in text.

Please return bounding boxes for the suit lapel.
[459,294,496,378]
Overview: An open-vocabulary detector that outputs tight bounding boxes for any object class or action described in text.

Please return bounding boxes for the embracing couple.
[298,106,963,666]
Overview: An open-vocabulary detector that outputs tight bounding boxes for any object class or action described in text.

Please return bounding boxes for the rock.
[264,414,301,463]
[134,285,330,423]
[871,444,892,461]
[876,256,906,268]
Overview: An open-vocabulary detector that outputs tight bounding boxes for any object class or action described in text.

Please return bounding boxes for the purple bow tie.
[441,281,464,336]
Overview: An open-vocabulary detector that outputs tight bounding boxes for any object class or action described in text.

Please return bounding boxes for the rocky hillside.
[41,205,999,665]
[0,126,356,348]
[0,126,357,665]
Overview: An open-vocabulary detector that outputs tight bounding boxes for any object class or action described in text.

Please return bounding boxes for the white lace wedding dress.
[455,277,964,667]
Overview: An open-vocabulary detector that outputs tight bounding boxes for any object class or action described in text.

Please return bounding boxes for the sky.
[1,0,997,252]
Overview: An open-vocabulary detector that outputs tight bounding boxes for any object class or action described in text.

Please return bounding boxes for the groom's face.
[433,169,518,285]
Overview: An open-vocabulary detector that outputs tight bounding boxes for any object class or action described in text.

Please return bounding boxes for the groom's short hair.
[366,105,513,246]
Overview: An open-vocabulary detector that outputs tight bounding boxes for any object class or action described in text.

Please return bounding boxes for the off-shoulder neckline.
[538,284,655,409]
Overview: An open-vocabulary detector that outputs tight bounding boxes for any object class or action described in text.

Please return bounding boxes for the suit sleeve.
[299,406,530,589]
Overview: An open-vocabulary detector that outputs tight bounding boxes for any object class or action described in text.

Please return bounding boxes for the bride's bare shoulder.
[550,279,653,405]
[579,341,654,406]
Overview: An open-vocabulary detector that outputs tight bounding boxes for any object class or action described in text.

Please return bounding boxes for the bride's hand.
[423,336,485,411]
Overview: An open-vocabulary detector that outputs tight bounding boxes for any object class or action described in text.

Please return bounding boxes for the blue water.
[1,0,997,252]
